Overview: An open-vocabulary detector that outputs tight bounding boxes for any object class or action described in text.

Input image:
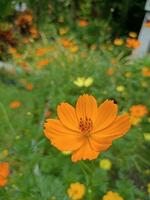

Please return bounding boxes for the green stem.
[80,161,95,200]
[0,102,16,136]
[135,155,150,166]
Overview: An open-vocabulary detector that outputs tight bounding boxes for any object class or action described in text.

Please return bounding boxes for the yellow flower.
[116,86,125,92]
[67,182,85,200]
[62,151,72,155]
[103,191,124,200]
[99,158,112,170]
[147,183,150,193]
[144,133,150,141]
[2,150,9,157]
[70,45,79,53]
[0,149,9,159]
[59,27,68,35]
[73,77,93,87]
[125,72,132,77]
[114,38,124,46]
[144,169,150,175]
[50,196,57,200]
[130,116,141,126]
[129,32,137,38]
[84,77,94,87]
[74,77,84,87]
[142,67,150,77]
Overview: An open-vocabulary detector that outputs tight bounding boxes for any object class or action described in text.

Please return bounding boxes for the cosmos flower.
[74,77,93,87]
[142,67,150,77]
[130,105,148,117]
[0,162,9,187]
[59,27,69,35]
[37,59,49,69]
[44,94,130,162]
[29,26,39,39]
[25,83,33,91]
[59,38,73,48]
[126,38,140,48]
[8,47,17,55]
[70,45,79,53]
[99,158,112,170]
[130,115,141,126]
[15,11,33,26]
[128,32,137,38]
[35,48,49,56]
[9,101,21,109]
[116,86,125,92]
[106,68,114,76]
[145,21,150,28]
[103,191,124,200]
[78,19,89,27]
[144,133,150,142]
[67,182,86,200]
[114,38,124,46]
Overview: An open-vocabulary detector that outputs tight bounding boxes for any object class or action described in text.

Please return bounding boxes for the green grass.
[0,37,150,200]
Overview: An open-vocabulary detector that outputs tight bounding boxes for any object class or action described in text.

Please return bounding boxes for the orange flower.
[23,37,30,44]
[37,59,49,69]
[36,48,48,56]
[18,61,29,68]
[67,182,86,200]
[126,38,140,48]
[8,47,17,55]
[26,83,33,91]
[59,27,69,35]
[0,162,9,187]
[106,67,114,76]
[59,38,73,48]
[47,46,55,51]
[142,67,150,77]
[145,21,150,28]
[13,53,22,59]
[44,94,130,162]
[9,101,21,109]
[78,19,89,27]
[15,11,33,26]
[29,26,39,39]
[130,105,148,117]
[45,110,51,118]
[103,191,124,200]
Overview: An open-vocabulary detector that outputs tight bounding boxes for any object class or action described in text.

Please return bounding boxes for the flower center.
[79,117,93,136]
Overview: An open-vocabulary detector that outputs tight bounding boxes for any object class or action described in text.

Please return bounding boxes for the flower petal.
[71,138,99,162]
[93,100,118,132]
[76,94,97,122]
[0,163,9,177]
[44,119,84,151]
[91,114,130,151]
[57,103,79,131]
[89,137,112,152]
[0,177,7,187]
